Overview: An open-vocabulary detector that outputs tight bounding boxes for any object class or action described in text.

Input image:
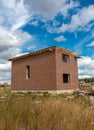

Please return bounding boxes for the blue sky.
[0,0,94,83]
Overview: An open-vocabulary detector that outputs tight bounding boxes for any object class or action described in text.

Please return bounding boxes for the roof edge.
[8,46,80,61]
[8,46,56,61]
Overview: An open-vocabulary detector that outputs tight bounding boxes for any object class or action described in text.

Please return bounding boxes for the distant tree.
[79,77,94,83]
[84,78,89,83]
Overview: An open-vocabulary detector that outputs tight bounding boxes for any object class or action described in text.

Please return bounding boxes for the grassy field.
[0,87,94,130]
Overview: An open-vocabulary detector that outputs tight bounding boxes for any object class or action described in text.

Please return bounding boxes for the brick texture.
[11,47,79,91]
[11,51,57,91]
[55,48,78,90]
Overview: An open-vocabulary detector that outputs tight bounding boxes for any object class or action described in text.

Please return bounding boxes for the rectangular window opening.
[62,54,69,62]
[26,66,30,79]
[63,74,70,83]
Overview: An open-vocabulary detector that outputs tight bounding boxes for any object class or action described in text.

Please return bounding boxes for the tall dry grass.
[0,95,94,130]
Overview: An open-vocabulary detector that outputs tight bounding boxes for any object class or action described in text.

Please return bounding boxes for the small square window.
[63,74,70,83]
[62,54,69,62]
[26,66,30,79]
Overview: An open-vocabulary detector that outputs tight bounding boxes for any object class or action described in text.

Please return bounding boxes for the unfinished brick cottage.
[9,46,79,93]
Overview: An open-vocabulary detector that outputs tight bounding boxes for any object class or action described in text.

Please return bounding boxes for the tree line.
[79,78,94,83]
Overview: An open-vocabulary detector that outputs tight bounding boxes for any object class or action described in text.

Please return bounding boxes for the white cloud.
[0,27,32,83]
[0,48,21,62]
[58,5,94,33]
[45,19,60,34]
[78,56,94,78]
[29,21,39,26]
[0,61,11,83]
[0,0,31,31]
[0,46,21,83]
[87,41,94,47]
[0,62,11,70]
[0,27,32,47]
[0,0,80,31]
[0,0,34,83]
[27,45,37,50]
[0,0,93,83]
[78,57,92,67]
[25,0,79,19]
[60,0,79,17]
[78,74,90,79]
[0,47,25,83]
[54,35,66,42]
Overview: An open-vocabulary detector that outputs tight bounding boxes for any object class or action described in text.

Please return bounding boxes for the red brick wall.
[55,49,79,90]
[11,51,57,91]
[11,48,79,91]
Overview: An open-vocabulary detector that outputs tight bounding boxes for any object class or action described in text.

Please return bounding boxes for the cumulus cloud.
[87,41,94,47]
[0,0,33,54]
[0,26,32,56]
[0,62,11,83]
[0,0,80,32]
[0,0,31,31]
[58,5,94,33]
[54,35,66,42]
[0,0,34,83]
[0,0,93,83]
[0,0,32,58]
[25,0,79,19]
[29,21,39,26]
[0,62,11,70]
[0,26,32,83]
[78,56,94,78]
[0,48,21,63]
[0,27,32,83]
[0,27,32,46]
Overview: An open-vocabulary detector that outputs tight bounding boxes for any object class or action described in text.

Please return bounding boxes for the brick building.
[9,46,79,93]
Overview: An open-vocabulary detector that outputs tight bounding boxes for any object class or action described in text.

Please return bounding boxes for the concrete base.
[11,89,78,95]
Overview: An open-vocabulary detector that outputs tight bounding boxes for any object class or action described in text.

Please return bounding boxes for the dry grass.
[0,87,10,94]
[79,84,92,91]
[0,93,94,130]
